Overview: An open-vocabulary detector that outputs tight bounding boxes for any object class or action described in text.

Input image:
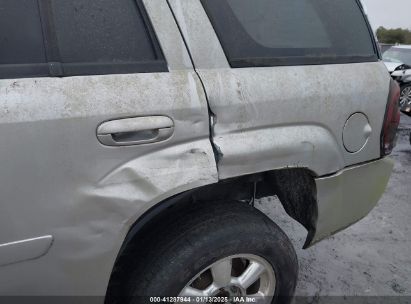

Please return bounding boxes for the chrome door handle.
[97,116,174,146]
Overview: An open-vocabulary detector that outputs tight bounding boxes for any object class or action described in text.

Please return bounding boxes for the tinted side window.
[201,0,378,67]
[50,0,166,76]
[0,0,166,79]
[0,0,49,78]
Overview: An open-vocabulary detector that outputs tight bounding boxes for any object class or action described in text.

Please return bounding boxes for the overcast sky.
[361,0,411,30]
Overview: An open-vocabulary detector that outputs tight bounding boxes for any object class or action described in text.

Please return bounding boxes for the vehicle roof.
[389,45,411,50]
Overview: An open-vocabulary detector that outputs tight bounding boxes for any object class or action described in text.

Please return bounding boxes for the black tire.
[107,200,298,304]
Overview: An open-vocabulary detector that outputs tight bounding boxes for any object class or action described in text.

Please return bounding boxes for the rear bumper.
[308,157,394,246]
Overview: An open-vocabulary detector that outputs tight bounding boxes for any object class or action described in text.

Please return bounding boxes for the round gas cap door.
[343,113,372,153]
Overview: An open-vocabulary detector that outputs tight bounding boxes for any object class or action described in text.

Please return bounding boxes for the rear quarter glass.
[201,0,378,67]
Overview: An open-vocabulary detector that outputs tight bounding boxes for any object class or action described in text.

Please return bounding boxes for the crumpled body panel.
[0,71,217,296]
[168,0,391,179]
[199,63,390,178]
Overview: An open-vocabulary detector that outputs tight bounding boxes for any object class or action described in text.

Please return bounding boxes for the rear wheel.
[108,201,298,304]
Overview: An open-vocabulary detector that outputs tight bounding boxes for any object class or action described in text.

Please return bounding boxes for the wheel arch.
[120,167,317,255]
[105,167,318,301]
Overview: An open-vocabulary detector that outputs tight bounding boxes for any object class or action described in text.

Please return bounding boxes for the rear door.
[0,0,216,296]
[169,0,391,179]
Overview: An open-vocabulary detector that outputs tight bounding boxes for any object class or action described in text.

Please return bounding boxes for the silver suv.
[0,0,400,303]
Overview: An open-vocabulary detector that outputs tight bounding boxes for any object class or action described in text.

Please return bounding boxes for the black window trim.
[136,0,165,62]
[38,0,61,65]
[355,0,381,59]
[201,0,380,68]
[0,0,168,79]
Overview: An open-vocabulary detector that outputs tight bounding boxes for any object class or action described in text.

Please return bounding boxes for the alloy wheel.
[400,86,411,109]
[179,254,276,303]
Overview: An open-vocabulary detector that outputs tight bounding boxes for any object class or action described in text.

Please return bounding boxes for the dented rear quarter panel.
[169,0,391,179]
[199,63,390,178]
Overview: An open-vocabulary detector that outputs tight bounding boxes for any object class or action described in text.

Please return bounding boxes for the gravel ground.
[256,113,411,299]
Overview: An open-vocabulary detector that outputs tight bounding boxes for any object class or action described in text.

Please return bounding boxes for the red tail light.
[381,79,401,156]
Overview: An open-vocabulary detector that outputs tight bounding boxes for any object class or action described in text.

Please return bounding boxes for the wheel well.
[105,168,317,301]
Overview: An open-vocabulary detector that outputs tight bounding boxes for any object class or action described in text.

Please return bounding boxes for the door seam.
[165,0,221,175]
